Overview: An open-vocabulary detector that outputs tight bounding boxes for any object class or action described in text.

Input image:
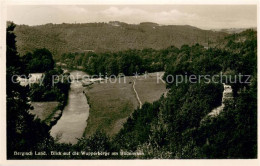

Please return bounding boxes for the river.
[50,70,89,144]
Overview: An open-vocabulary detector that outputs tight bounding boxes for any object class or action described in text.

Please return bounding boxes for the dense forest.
[7,21,257,159]
[21,48,70,102]
[59,48,168,75]
[113,29,257,158]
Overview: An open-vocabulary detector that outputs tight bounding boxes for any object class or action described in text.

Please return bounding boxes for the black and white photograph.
[0,0,258,164]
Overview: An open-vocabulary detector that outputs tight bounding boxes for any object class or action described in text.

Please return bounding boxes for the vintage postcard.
[0,0,259,165]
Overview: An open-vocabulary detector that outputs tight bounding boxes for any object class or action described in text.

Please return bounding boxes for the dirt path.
[132,79,142,109]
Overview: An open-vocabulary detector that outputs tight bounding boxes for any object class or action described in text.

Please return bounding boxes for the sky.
[7,5,257,29]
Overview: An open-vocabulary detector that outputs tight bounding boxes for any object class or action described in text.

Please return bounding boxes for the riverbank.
[30,101,59,125]
[28,71,70,128]
[29,98,67,128]
[83,76,138,137]
[43,97,68,127]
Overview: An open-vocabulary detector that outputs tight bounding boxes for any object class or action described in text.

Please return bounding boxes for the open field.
[83,72,167,137]
[83,76,138,137]
[30,102,59,122]
[134,72,167,104]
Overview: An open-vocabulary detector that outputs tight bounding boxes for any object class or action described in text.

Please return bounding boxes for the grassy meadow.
[83,73,166,137]
[30,102,59,123]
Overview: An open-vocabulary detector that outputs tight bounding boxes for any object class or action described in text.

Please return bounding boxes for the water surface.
[50,70,89,144]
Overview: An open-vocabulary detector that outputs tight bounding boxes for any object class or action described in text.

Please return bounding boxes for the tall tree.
[6,22,50,158]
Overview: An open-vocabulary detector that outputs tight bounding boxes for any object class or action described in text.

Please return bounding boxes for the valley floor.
[83,72,167,137]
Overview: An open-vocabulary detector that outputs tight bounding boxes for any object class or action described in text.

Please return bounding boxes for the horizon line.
[6,20,257,31]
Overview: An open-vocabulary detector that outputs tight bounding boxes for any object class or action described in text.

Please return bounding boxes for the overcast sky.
[7,5,257,29]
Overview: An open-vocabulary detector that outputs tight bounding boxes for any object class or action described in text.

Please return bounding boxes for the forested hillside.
[13,21,227,58]
[47,29,258,159]
[113,29,257,158]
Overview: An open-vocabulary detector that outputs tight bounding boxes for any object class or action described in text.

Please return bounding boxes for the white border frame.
[0,0,259,166]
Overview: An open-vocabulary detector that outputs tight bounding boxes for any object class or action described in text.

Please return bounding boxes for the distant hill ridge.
[13,21,228,58]
[211,27,257,34]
